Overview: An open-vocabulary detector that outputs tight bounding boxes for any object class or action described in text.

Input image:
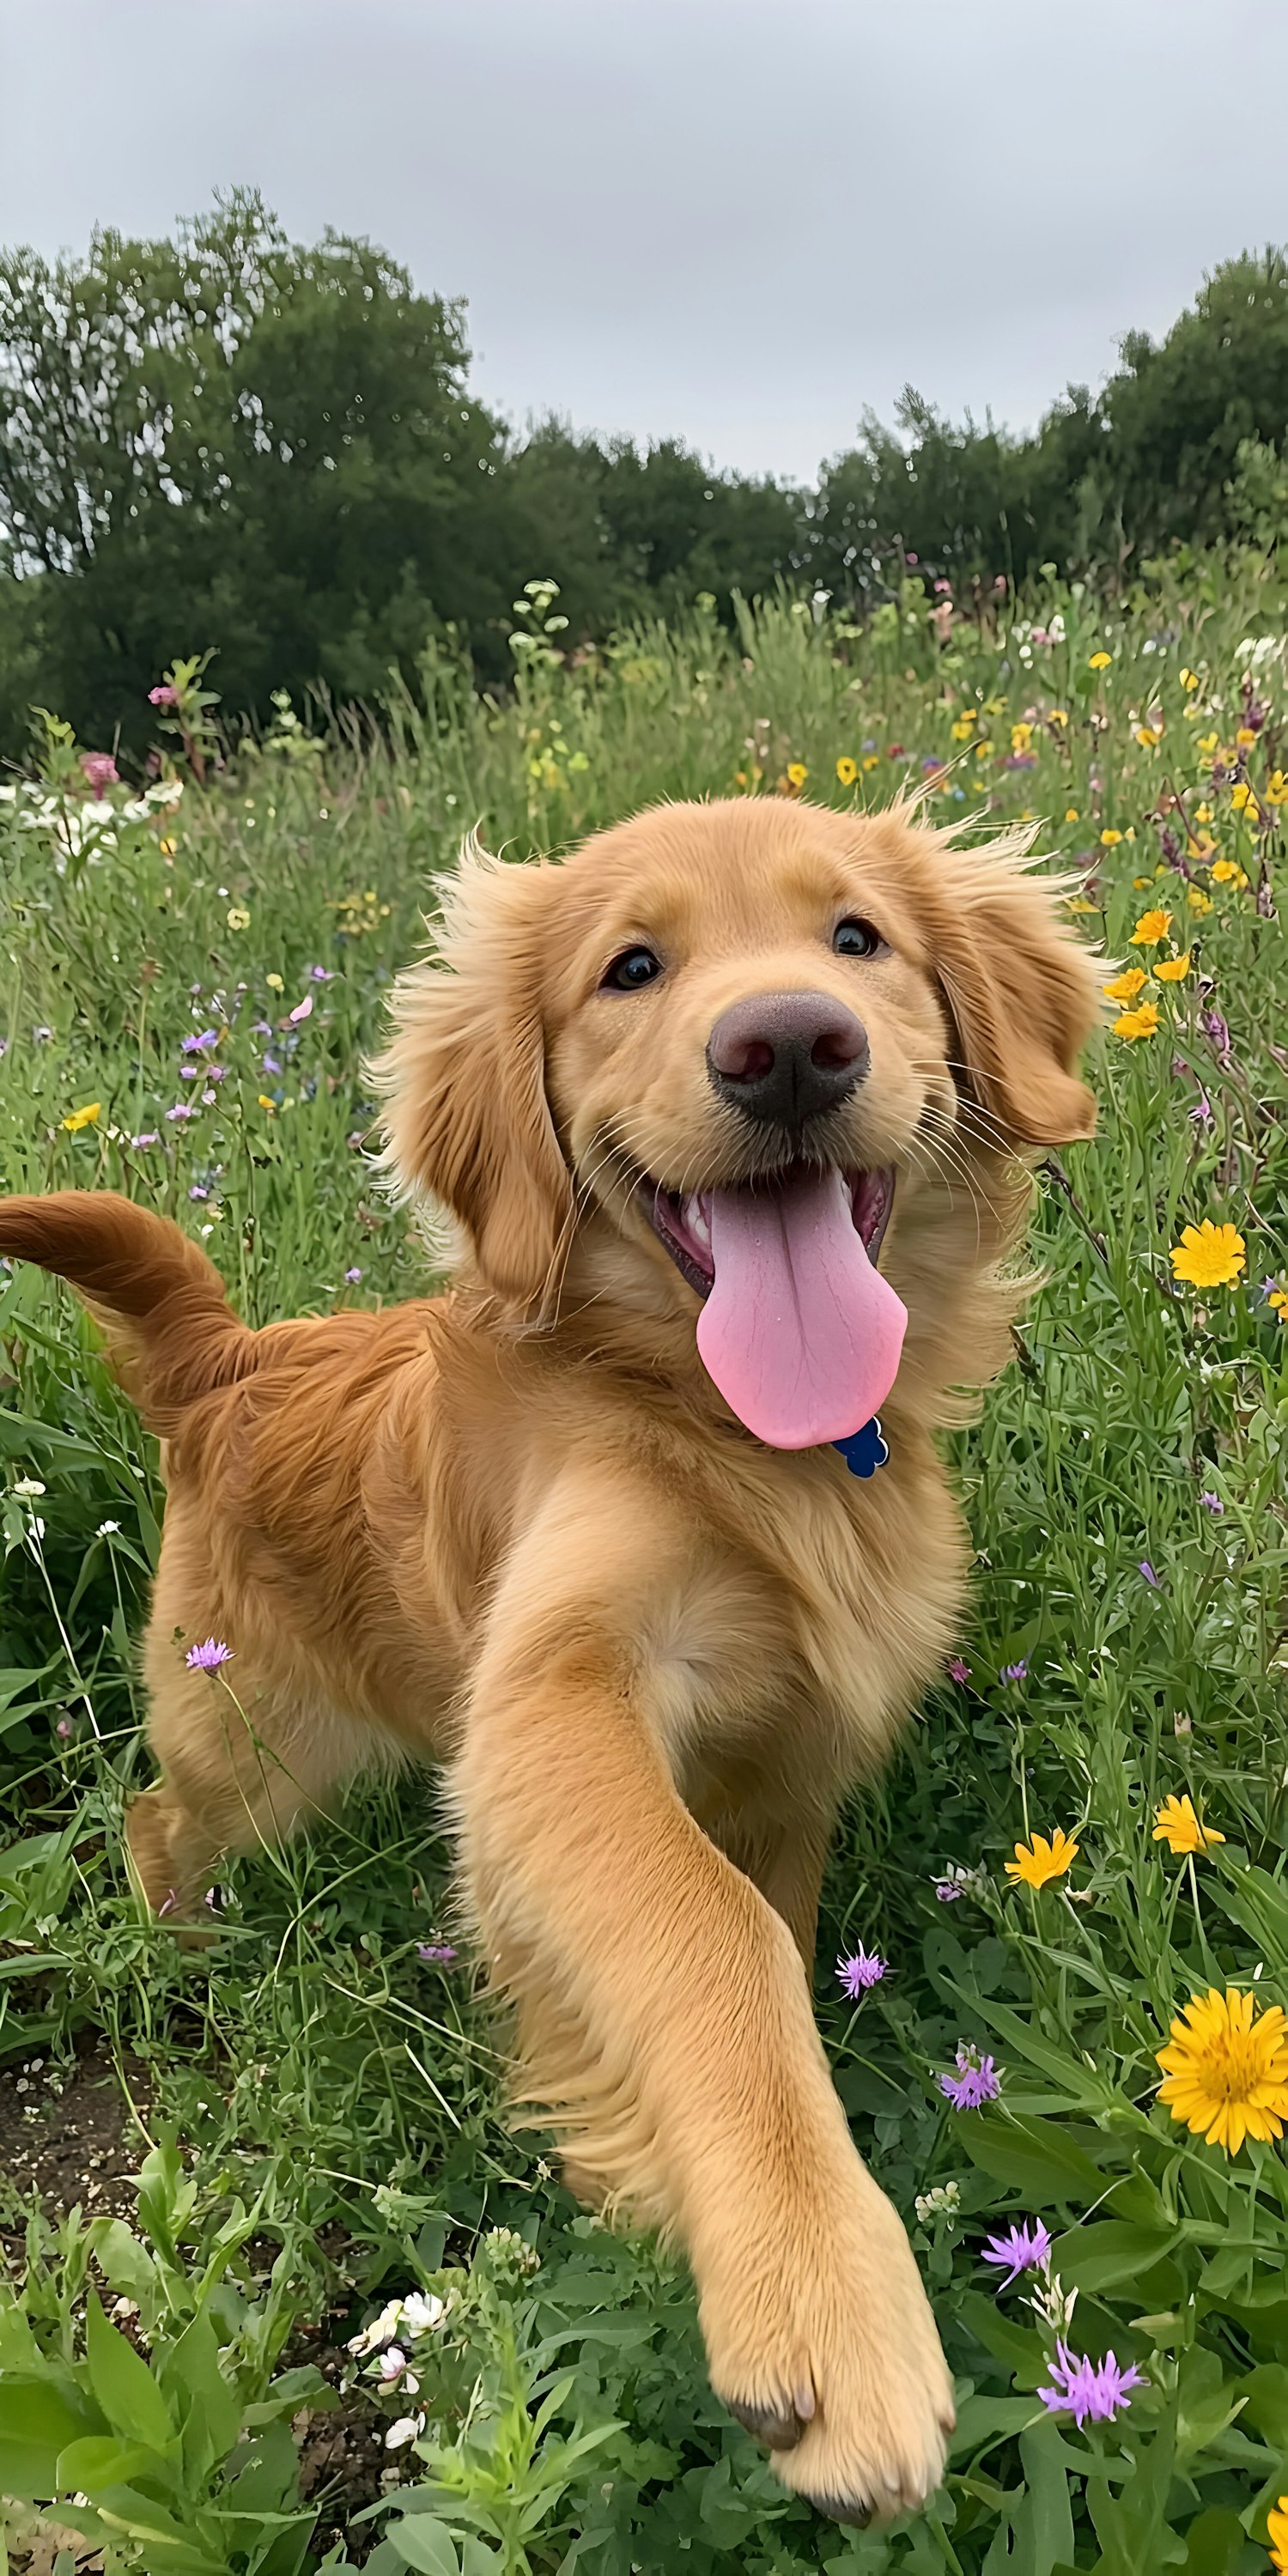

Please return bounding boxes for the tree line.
[1,190,1286,756]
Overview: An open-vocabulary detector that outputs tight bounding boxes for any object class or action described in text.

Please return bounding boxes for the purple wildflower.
[947,1656,971,1684]
[939,2045,1002,2110]
[166,1102,197,1121]
[344,1266,363,1284]
[308,965,336,981]
[933,1877,963,1902]
[1188,1092,1213,1126]
[185,1637,234,1673]
[1199,1491,1224,1514]
[56,1717,72,1740]
[131,1131,160,1148]
[981,2220,1052,2287]
[416,1941,459,1965]
[251,1019,274,1037]
[189,1186,209,1202]
[181,1030,219,1054]
[149,683,180,708]
[1200,1007,1232,1066]
[836,1946,887,1997]
[1037,2342,1145,2429]
[261,1054,282,1075]
[1001,1660,1029,1686]
[1139,1560,1160,1589]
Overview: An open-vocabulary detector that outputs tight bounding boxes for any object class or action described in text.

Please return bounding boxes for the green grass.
[1,563,1288,2573]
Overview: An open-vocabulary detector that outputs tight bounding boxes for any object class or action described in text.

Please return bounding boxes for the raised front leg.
[452,1467,954,2524]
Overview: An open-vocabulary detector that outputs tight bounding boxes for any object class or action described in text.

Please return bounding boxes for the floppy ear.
[925,830,1103,1151]
[373,836,574,1311]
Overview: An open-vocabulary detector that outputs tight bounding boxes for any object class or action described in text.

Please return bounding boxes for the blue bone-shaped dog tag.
[832,1416,890,1479]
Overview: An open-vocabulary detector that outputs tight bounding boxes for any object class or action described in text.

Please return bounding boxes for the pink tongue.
[696,1167,907,1449]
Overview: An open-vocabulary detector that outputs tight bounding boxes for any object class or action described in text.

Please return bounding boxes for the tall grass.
[1,562,1287,2573]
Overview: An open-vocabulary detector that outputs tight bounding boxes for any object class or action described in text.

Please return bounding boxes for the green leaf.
[383,2516,460,2575]
[957,2111,1108,2206]
[56,2433,160,2494]
[1054,2220,1180,2296]
[84,2292,177,2453]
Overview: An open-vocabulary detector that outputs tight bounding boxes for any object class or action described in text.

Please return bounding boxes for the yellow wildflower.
[1065,896,1098,914]
[951,717,976,742]
[1011,721,1034,753]
[1236,726,1257,748]
[1170,1222,1246,1288]
[1152,1794,1224,1856]
[1103,966,1147,1002]
[61,1103,101,1133]
[975,740,993,761]
[1230,782,1253,812]
[1049,708,1069,728]
[983,695,1006,717]
[1266,769,1287,806]
[1088,651,1112,671]
[1129,908,1172,945]
[1156,1986,1288,2156]
[1005,1827,1080,1889]
[1195,801,1212,823]
[258,1094,277,1114]
[1100,827,1123,847]
[862,754,879,772]
[786,762,807,790]
[1267,1283,1288,1325]
[227,907,251,931]
[1211,859,1246,885]
[1188,886,1213,915]
[835,755,858,787]
[265,972,284,992]
[1065,806,1079,822]
[1267,2494,1288,2575]
[1179,667,1200,691]
[159,835,177,859]
[1115,1000,1160,1041]
[1153,952,1192,982]
[1134,723,1163,749]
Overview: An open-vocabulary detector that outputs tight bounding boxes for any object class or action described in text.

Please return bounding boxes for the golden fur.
[0,797,1100,2524]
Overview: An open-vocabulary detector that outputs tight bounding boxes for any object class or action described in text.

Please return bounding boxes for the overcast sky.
[2,0,1284,483]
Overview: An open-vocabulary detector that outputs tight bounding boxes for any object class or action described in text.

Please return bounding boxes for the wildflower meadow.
[1,562,1287,2573]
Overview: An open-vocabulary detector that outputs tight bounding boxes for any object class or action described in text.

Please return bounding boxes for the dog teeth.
[682,1194,711,1249]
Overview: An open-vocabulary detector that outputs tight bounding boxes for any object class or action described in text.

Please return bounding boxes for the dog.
[0,796,1100,2524]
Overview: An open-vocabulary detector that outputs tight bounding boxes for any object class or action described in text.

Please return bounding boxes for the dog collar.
[832,1417,890,1479]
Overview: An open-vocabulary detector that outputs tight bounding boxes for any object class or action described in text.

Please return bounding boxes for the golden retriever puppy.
[0,797,1099,2525]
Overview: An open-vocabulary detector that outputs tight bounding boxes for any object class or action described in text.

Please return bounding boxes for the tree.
[0,191,513,745]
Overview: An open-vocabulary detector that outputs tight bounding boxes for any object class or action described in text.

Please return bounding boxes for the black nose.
[707,990,870,1131]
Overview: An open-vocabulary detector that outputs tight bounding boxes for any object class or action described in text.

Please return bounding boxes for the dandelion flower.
[981,2220,1052,2287]
[835,755,858,787]
[939,2044,1001,2109]
[185,1637,234,1673]
[1038,2342,1145,2428]
[1129,908,1172,945]
[1114,1001,1159,1041]
[836,1945,886,1996]
[1153,951,1191,982]
[1170,1221,1246,1288]
[1157,1986,1288,2154]
[1005,1828,1079,1888]
[62,1103,101,1133]
[1103,967,1147,1002]
[1152,1794,1224,1856]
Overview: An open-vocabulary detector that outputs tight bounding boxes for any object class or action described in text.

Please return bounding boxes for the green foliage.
[1,577,1288,2566]
[3,197,1288,757]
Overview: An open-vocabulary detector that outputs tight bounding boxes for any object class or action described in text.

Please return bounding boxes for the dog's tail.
[0,1190,257,1431]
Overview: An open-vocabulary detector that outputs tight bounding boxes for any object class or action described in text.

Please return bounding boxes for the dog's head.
[376,800,1101,1437]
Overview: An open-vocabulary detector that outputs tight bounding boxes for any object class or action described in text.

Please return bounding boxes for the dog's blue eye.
[833,918,882,959]
[604,947,662,992]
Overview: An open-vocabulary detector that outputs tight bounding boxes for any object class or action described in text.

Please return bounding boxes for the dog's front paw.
[702,2167,955,2525]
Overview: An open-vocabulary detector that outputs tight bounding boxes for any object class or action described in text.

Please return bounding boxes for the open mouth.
[647,1164,896,1300]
